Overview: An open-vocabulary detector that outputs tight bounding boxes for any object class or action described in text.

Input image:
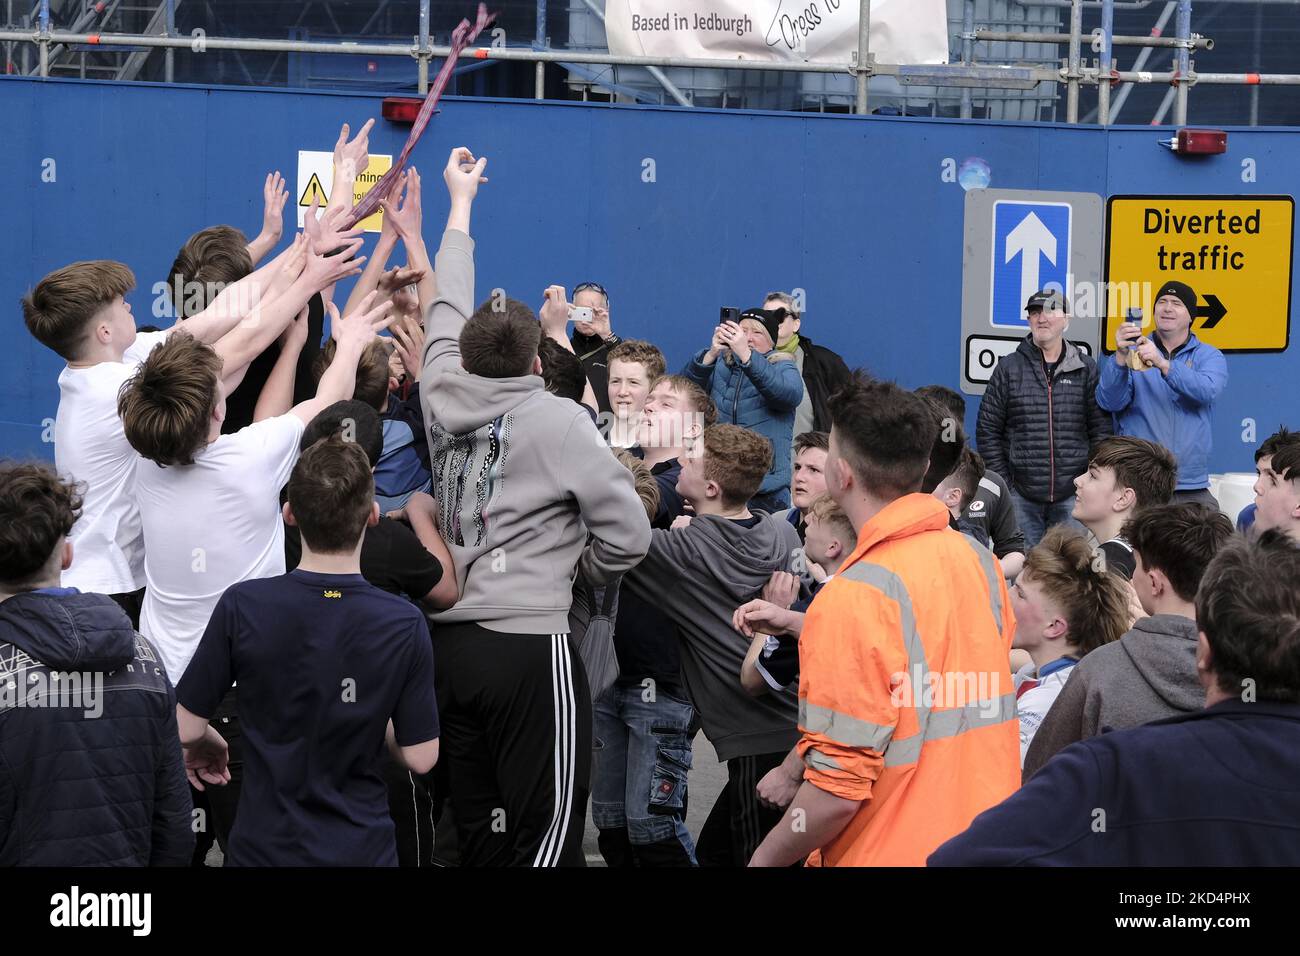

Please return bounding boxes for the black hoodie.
[0,590,192,866]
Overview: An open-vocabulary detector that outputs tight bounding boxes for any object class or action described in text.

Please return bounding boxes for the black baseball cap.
[1025,289,1069,313]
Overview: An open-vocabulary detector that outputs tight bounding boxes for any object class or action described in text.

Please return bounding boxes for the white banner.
[605,0,950,66]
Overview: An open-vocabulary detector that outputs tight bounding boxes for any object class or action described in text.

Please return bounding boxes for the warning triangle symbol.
[299,173,328,208]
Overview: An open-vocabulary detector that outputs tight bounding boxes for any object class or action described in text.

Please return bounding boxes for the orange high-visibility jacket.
[798,494,1019,867]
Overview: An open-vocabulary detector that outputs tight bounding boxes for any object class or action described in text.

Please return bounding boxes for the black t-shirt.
[219,293,325,434]
[963,469,1026,560]
[176,570,439,866]
[1098,537,1137,580]
[615,454,688,683]
[283,517,442,604]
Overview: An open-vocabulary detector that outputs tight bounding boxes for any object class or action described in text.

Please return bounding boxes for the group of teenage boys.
[4,119,1300,868]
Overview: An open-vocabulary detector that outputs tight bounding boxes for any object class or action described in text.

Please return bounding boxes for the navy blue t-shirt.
[176,570,439,867]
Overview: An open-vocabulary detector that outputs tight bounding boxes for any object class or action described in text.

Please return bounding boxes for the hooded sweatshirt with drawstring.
[622,513,803,761]
[419,229,650,636]
[1022,613,1205,780]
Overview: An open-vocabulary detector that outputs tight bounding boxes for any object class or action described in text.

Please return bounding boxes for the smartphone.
[719,307,740,325]
[1125,308,1143,325]
[568,306,594,324]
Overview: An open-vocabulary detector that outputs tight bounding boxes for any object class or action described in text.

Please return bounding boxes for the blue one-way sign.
[991,201,1072,328]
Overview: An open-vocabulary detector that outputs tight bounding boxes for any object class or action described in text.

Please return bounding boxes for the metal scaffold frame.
[4,0,1300,122]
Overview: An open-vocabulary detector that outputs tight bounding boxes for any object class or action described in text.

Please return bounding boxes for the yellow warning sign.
[351,155,393,234]
[295,151,394,234]
[298,173,328,209]
[1104,195,1294,352]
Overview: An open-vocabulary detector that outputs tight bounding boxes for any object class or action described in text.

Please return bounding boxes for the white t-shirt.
[1013,657,1079,767]
[135,413,306,682]
[55,330,171,594]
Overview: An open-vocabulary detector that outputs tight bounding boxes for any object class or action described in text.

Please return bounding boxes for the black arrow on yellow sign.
[1196,294,1227,330]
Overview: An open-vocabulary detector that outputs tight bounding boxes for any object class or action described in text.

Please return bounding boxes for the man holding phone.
[1097,280,1228,505]
[684,308,804,513]
[569,281,621,415]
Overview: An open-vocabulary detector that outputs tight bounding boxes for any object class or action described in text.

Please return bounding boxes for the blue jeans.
[592,682,697,863]
[1010,491,1081,550]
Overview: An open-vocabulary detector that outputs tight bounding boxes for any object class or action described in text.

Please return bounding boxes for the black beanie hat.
[739,308,783,349]
[1155,280,1197,316]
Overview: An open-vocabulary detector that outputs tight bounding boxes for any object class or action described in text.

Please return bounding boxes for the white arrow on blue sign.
[991,200,1072,329]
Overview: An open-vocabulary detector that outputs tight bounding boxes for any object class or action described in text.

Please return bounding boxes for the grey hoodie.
[1023,613,1205,779]
[419,229,651,635]
[622,513,803,761]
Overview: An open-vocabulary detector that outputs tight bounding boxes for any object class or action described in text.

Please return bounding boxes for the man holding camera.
[684,308,804,513]
[1097,280,1228,505]
[569,281,621,415]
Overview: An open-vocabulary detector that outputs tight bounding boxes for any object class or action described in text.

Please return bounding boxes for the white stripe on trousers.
[533,634,576,867]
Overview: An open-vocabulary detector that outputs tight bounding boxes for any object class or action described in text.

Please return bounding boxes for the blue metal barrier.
[1,75,1295,475]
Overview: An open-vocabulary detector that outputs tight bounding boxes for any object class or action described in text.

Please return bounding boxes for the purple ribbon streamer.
[344,3,497,229]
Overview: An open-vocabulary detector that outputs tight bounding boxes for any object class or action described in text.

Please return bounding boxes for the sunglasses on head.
[572,281,609,306]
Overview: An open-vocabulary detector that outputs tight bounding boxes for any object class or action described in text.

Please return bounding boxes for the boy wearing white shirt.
[118,278,389,683]
[1008,527,1130,766]
[22,254,304,624]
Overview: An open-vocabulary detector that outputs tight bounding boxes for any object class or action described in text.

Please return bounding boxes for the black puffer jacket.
[0,591,193,866]
[975,336,1112,504]
[797,335,853,433]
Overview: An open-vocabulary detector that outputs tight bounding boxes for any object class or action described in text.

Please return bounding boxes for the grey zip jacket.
[623,513,803,761]
[420,229,650,634]
[1023,613,1205,779]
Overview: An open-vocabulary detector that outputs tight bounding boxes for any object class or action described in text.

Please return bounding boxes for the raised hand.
[540,284,570,340]
[381,166,424,241]
[330,291,395,353]
[261,170,288,242]
[304,193,363,255]
[389,313,425,383]
[721,321,752,364]
[333,118,374,181]
[444,146,488,203]
[377,264,426,298]
[303,237,366,290]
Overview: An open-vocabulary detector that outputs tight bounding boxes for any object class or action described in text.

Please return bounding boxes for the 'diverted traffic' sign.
[1104,195,1294,353]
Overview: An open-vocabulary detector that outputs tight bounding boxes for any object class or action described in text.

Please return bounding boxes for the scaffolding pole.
[1066,0,1082,122]
[1173,0,1191,124]
[854,0,872,115]
[1098,0,1113,124]
[960,0,975,119]
[417,0,429,94]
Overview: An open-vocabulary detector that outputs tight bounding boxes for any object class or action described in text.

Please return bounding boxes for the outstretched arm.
[420,147,488,382]
[246,170,288,267]
[214,236,366,390]
[381,166,438,316]
[290,292,395,425]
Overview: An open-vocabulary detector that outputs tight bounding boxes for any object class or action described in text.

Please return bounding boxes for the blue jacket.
[684,348,804,501]
[0,589,193,866]
[928,700,1300,866]
[1096,333,1228,490]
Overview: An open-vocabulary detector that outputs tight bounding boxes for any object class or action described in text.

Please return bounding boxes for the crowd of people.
[3,122,1299,868]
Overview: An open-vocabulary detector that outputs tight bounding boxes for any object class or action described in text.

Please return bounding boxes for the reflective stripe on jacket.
[797,494,1020,867]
